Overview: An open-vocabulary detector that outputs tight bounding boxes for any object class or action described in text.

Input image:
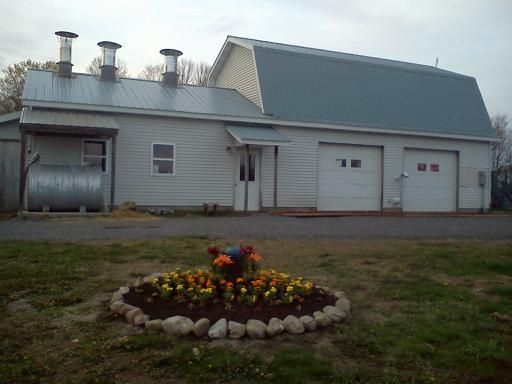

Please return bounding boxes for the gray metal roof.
[0,111,21,124]
[231,36,494,138]
[226,125,290,146]
[21,108,120,129]
[22,70,266,120]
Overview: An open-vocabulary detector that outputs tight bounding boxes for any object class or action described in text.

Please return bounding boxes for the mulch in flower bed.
[123,283,336,323]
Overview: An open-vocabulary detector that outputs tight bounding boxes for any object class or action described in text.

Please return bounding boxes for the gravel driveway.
[0,215,511,241]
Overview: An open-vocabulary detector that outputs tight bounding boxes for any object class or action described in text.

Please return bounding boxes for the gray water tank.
[27,165,103,212]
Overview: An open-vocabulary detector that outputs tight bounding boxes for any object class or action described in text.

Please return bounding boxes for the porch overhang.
[226,125,290,146]
[20,108,119,137]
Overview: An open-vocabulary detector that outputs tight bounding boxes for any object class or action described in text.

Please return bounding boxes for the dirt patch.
[123,283,336,323]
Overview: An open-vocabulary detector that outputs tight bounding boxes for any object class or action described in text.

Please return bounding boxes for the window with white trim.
[152,143,175,175]
[82,139,108,173]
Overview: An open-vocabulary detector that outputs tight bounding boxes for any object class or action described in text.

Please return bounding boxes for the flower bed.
[110,245,352,339]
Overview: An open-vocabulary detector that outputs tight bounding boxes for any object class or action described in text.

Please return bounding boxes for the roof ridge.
[228,35,469,79]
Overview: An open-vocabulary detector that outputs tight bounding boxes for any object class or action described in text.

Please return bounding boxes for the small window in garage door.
[350,159,362,168]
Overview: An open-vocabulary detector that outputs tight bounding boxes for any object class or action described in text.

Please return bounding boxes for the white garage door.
[403,149,457,212]
[317,143,382,211]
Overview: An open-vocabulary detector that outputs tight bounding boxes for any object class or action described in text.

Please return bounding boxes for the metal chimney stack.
[97,41,122,81]
[55,31,78,77]
[160,49,183,87]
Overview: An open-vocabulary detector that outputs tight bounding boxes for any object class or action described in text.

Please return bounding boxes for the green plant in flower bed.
[152,245,314,307]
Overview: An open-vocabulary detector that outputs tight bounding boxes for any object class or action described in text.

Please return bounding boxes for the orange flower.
[248,253,262,263]
[213,254,234,267]
[251,279,262,287]
[236,277,244,283]
[226,282,234,289]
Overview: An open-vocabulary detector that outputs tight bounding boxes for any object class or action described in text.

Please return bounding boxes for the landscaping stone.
[228,321,246,339]
[323,305,346,323]
[334,290,346,299]
[118,286,130,295]
[246,319,267,339]
[145,319,163,333]
[162,316,194,336]
[110,291,123,303]
[134,313,150,326]
[125,308,143,325]
[300,315,317,332]
[319,286,330,294]
[313,310,332,327]
[110,300,124,313]
[192,318,210,337]
[208,318,227,339]
[133,277,144,287]
[335,298,351,315]
[283,315,305,334]
[266,317,284,337]
[118,303,138,315]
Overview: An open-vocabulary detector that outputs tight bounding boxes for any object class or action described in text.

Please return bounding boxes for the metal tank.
[27,165,103,212]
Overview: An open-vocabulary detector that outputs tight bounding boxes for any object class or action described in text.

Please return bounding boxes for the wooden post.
[273,145,278,211]
[244,144,250,214]
[18,133,26,213]
[110,135,117,212]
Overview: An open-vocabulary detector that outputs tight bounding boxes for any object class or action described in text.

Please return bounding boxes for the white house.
[1,32,495,213]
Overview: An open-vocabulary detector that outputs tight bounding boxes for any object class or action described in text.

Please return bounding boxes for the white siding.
[0,121,20,140]
[213,45,263,109]
[262,126,491,210]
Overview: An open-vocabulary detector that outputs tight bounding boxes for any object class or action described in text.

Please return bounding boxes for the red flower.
[207,246,220,256]
[240,245,254,255]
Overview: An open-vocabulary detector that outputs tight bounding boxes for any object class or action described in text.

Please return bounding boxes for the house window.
[83,139,108,173]
[430,164,440,172]
[350,159,362,168]
[417,163,427,172]
[152,143,175,176]
[239,154,255,181]
[336,159,347,168]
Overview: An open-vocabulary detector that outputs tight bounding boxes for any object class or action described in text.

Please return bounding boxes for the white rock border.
[110,274,351,339]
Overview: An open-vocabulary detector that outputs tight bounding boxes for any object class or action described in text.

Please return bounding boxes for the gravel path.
[0,215,511,241]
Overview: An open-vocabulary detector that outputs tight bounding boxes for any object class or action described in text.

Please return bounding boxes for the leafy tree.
[86,56,129,78]
[0,59,57,114]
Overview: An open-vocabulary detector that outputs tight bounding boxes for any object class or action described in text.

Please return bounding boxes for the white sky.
[0,0,510,118]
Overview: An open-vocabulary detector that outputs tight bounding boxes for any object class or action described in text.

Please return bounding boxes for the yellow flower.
[264,291,270,297]
[270,287,277,293]
[240,287,247,294]
[286,286,294,292]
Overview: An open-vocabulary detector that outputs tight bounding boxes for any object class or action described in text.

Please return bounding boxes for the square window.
[350,159,362,168]
[152,143,175,175]
[83,140,107,172]
[417,163,427,172]
[430,164,440,172]
[336,159,347,168]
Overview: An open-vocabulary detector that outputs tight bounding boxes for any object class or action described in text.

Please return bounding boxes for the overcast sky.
[0,0,510,118]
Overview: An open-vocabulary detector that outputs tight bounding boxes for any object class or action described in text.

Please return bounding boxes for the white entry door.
[402,149,457,212]
[317,143,382,211]
[234,149,260,211]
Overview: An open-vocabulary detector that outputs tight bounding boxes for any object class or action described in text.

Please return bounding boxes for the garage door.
[317,143,382,211]
[403,149,457,212]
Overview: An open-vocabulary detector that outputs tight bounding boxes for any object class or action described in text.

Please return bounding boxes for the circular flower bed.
[110,245,351,339]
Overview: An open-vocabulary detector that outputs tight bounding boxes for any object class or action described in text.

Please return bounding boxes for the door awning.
[226,125,290,146]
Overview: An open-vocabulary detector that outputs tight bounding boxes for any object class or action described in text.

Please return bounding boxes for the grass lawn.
[0,237,511,383]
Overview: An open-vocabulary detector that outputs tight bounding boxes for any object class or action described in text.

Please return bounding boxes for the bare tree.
[138,64,163,81]
[138,58,211,86]
[177,58,195,85]
[193,61,211,86]
[0,60,57,114]
[86,56,129,78]
[491,114,512,206]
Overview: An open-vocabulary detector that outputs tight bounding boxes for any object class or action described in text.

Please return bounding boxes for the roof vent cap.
[55,31,78,77]
[160,48,183,87]
[97,41,122,81]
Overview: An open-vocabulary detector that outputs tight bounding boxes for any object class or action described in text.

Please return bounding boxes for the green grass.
[1,238,512,383]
